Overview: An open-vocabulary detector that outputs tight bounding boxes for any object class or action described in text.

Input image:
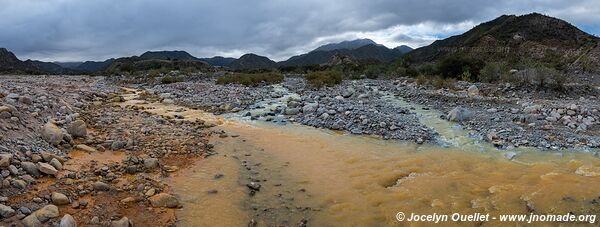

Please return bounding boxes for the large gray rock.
[60,214,77,227]
[302,103,318,113]
[41,122,63,146]
[21,161,40,177]
[447,107,472,122]
[0,203,15,218]
[284,107,300,115]
[66,120,87,138]
[149,193,180,208]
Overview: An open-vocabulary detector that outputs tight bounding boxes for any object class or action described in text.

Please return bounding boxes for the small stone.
[145,188,156,197]
[149,193,180,208]
[447,107,472,122]
[12,179,27,189]
[75,144,97,153]
[247,182,261,191]
[90,216,100,225]
[504,152,517,160]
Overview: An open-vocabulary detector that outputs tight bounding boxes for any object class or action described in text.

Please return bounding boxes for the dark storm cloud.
[0,0,598,61]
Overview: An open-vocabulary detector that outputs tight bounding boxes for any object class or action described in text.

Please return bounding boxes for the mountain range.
[2,13,598,74]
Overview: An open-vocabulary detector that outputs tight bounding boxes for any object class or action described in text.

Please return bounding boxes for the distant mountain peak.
[139,50,198,61]
[313,39,380,52]
[228,53,277,70]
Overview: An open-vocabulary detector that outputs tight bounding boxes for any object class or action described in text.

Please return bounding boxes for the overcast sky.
[1,0,599,62]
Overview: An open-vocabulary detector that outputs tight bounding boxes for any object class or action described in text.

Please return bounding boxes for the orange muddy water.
[123,88,600,227]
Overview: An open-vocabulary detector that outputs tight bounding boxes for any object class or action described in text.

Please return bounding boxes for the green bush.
[305,70,343,87]
[216,72,283,86]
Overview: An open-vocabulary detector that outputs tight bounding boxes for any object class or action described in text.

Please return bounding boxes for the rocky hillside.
[198,56,236,67]
[408,13,600,72]
[139,51,198,61]
[76,59,115,73]
[228,54,278,70]
[0,48,42,74]
[25,60,79,75]
[313,39,380,52]
[280,43,407,66]
[106,57,213,73]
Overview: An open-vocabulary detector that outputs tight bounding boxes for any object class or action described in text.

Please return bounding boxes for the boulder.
[66,120,87,138]
[49,158,63,170]
[37,162,58,176]
[41,122,63,146]
[284,107,300,115]
[21,161,40,177]
[0,203,15,218]
[52,192,70,205]
[447,107,472,122]
[34,204,59,222]
[111,217,132,227]
[0,153,12,168]
[60,214,77,227]
[467,85,479,96]
[93,181,110,191]
[22,214,42,227]
[302,103,318,113]
[75,144,97,153]
[143,158,159,169]
[149,193,180,208]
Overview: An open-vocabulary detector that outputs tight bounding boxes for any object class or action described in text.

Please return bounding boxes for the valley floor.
[1,75,600,226]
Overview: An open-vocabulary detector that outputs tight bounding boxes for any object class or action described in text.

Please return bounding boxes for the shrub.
[415,75,429,86]
[216,72,283,86]
[432,77,456,90]
[437,55,485,81]
[364,65,384,79]
[479,62,508,83]
[160,75,181,84]
[305,70,343,87]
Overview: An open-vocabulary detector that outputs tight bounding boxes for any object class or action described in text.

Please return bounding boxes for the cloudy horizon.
[1,0,600,62]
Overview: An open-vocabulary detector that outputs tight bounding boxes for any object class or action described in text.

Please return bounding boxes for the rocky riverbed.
[3,74,600,226]
[153,76,600,150]
[0,75,212,226]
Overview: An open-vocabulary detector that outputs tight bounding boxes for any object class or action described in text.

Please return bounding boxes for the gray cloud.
[0,0,598,61]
